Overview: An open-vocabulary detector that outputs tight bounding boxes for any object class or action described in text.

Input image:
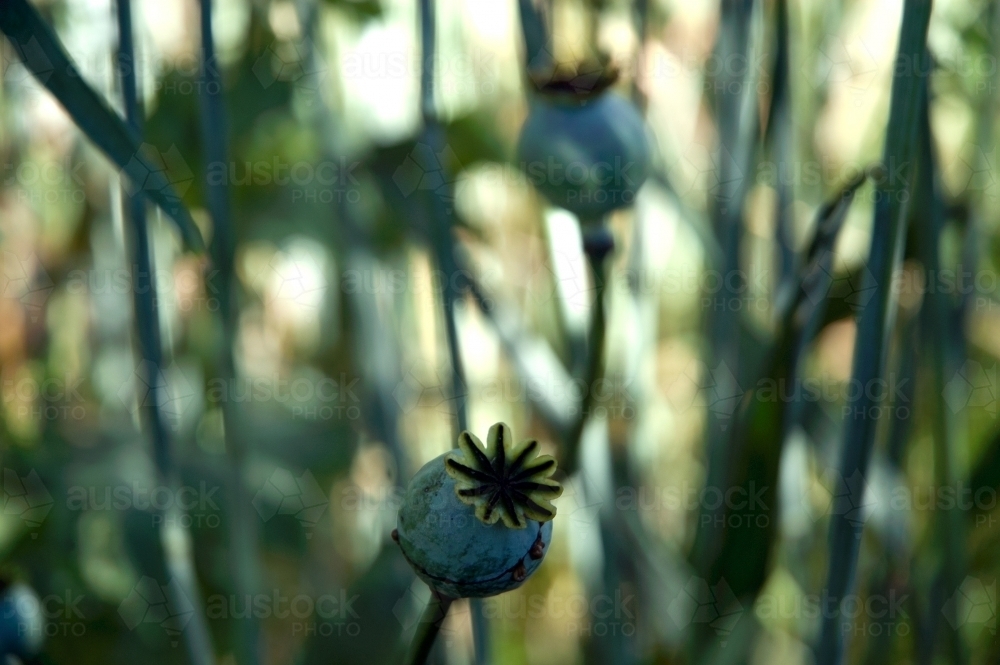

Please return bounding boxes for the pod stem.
[563,225,614,473]
[405,592,454,665]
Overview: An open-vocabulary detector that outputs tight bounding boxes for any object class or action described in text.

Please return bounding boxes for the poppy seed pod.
[0,582,44,658]
[395,423,562,598]
[517,68,650,222]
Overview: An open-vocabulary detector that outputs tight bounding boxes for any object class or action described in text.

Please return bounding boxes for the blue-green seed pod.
[517,70,650,222]
[395,423,562,598]
[0,583,44,659]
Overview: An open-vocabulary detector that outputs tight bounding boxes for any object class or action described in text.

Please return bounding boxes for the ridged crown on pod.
[444,423,563,529]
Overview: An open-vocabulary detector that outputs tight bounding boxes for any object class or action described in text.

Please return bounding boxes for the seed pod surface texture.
[396,423,561,598]
[518,91,650,221]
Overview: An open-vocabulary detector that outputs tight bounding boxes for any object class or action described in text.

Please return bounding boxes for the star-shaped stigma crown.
[444,423,563,529]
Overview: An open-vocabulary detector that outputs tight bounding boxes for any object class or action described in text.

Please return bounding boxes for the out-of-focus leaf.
[690,172,868,647]
[301,545,415,665]
[912,80,969,665]
[970,429,1000,517]
[517,0,550,74]
[815,1,932,662]
[0,0,204,251]
[765,0,795,284]
[321,0,382,19]
[699,0,761,577]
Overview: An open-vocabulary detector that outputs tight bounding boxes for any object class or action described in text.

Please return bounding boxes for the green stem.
[563,226,612,474]
[195,1,263,664]
[115,2,214,664]
[405,593,454,665]
[815,2,931,663]
[917,82,967,665]
[415,0,475,661]
[517,0,550,74]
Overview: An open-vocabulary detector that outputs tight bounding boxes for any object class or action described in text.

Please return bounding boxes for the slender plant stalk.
[286,0,411,481]
[684,172,866,660]
[630,0,650,109]
[767,0,795,284]
[562,227,613,474]
[404,593,454,665]
[699,0,761,562]
[465,274,575,437]
[419,0,468,438]
[413,0,480,661]
[815,3,932,664]
[195,1,263,664]
[556,225,616,664]
[781,172,869,439]
[115,2,214,664]
[916,84,967,665]
[0,0,203,250]
[966,2,1000,521]
[517,0,550,75]
[860,300,917,665]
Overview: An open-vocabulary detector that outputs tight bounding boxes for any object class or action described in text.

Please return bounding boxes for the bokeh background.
[0,0,998,663]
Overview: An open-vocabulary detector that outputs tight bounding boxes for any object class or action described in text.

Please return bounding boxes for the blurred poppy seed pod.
[394,423,562,598]
[517,65,650,222]
[0,582,44,659]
